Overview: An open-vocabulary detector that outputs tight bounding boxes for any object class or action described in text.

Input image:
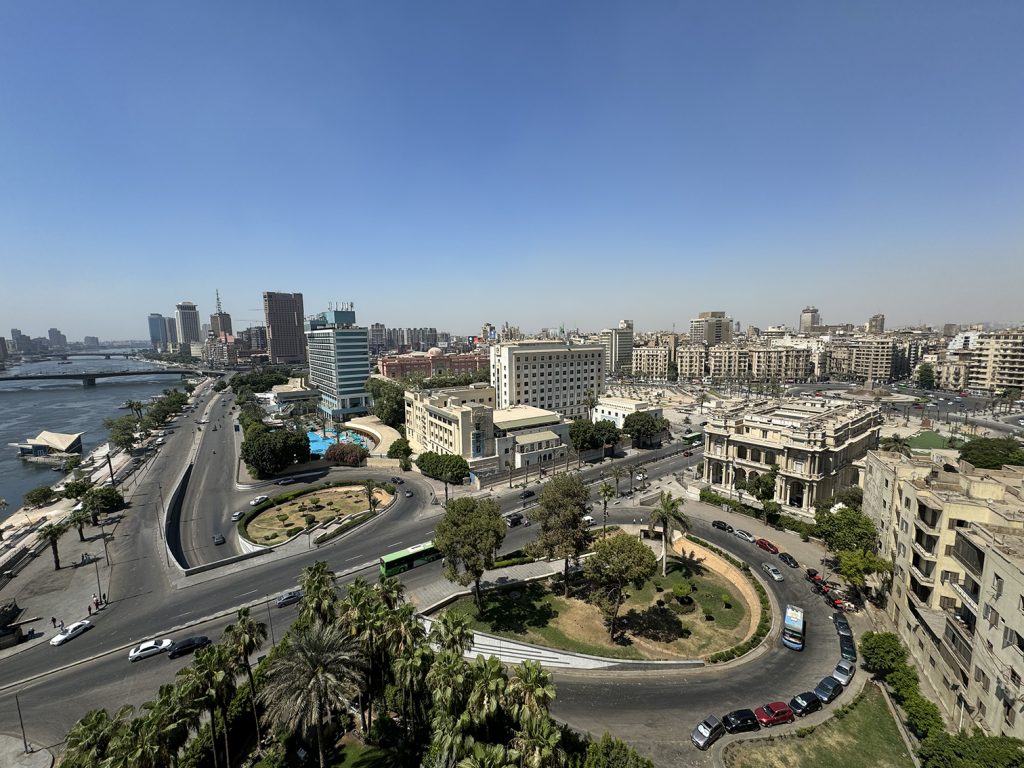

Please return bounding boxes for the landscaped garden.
[907,430,951,450]
[243,484,393,545]
[725,685,913,768]
[442,538,753,660]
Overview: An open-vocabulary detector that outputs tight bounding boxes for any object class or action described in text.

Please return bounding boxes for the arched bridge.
[0,369,216,387]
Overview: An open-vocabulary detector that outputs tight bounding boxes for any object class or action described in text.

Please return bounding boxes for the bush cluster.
[698,488,817,538]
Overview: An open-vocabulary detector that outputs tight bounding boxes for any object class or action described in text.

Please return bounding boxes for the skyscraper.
[163,316,179,348]
[866,314,885,334]
[210,289,233,338]
[599,319,634,374]
[175,302,202,345]
[304,306,370,420]
[47,328,67,348]
[148,313,167,349]
[689,312,733,346]
[263,291,306,364]
[799,306,821,333]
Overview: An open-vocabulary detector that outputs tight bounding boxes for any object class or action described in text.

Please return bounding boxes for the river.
[0,355,193,524]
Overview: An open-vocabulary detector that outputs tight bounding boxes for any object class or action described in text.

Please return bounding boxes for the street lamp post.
[265,596,276,645]
[93,557,103,609]
[15,690,30,754]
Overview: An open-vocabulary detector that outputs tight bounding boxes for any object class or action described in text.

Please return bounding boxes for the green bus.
[380,541,442,577]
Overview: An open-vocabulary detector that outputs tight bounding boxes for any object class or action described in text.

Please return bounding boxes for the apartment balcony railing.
[910,564,935,585]
[911,539,937,561]
[914,515,940,534]
[950,580,980,613]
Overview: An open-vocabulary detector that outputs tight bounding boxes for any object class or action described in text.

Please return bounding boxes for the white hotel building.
[304,309,370,421]
[490,340,605,421]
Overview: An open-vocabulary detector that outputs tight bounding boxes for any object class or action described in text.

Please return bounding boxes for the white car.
[249,495,269,506]
[762,562,784,582]
[832,659,856,686]
[231,510,245,521]
[129,638,173,662]
[50,619,92,646]
[734,529,756,543]
[582,515,596,526]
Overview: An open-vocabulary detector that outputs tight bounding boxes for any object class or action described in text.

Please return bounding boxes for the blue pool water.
[308,429,371,456]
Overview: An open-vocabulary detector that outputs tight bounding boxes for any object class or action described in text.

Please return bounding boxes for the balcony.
[943,616,974,669]
[911,564,935,585]
[950,580,980,613]
[911,539,937,561]
[914,515,940,534]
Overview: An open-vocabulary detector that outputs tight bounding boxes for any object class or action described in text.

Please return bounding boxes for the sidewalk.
[0,735,52,768]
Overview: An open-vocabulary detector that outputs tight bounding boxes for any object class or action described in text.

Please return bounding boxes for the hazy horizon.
[2,2,1022,340]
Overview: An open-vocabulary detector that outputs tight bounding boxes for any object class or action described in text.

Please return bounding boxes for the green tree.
[61,706,133,767]
[918,729,1024,768]
[259,620,365,768]
[467,654,508,740]
[916,362,936,390]
[387,437,413,461]
[366,376,407,428]
[583,391,599,421]
[902,691,944,738]
[736,464,779,522]
[434,497,506,613]
[67,506,92,542]
[38,521,68,570]
[212,380,227,392]
[24,484,56,507]
[815,506,878,554]
[859,631,908,676]
[959,438,1024,470]
[430,611,475,657]
[598,481,615,538]
[416,452,470,503]
[241,428,310,478]
[836,549,892,587]
[648,491,690,576]
[104,414,141,451]
[532,473,591,595]
[584,533,657,640]
[813,486,864,517]
[592,420,622,455]
[82,485,124,525]
[62,478,94,500]
[880,434,913,457]
[582,733,655,768]
[609,464,627,496]
[569,419,597,467]
[176,644,236,768]
[223,607,268,745]
[299,560,339,625]
[506,660,557,732]
[622,411,670,448]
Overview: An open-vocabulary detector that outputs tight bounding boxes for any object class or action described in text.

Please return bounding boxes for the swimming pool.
[307,429,374,456]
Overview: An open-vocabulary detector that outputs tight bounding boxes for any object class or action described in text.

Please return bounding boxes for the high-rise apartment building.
[967,330,1024,392]
[369,323,387,353]
[175,302,203,345]
[631,345,670,380]
[47,328,67,348]
[148,314,167,349]
[264,292,306,364]
[866,314,886,334]
[799,306,821,333]
[210,290,232,338]
[163,317,179,348]
[828,337,895,383]
[690,312,733,347]
[600,320,634,374]
[490,340,604,420]
[238,326,268,353]
[83,336,99,348]
[304,307,369,420]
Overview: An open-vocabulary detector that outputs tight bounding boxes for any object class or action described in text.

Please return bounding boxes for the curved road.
[0,389,841,767]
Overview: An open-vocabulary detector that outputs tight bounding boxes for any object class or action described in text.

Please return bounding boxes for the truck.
[782,604,805,651]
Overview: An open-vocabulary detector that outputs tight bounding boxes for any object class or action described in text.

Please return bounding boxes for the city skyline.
[2,2,1022,338]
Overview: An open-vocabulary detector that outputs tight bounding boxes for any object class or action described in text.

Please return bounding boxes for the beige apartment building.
[631,345,670,380]
[968,330,1024,392]
[749,346,814,382]
[675,344,707,380]
[404,383,496,461]
[490,340,604,420]
[707,344,748,380]
[703,398,881,517]
[862,451,1024,736]
[827,336,895,383]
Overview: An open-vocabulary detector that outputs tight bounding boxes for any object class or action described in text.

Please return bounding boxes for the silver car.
[734,529,755,543]
[832,659,856,686]
[691,714,725,750]
[129,638,173,662]
[761,562,784,582]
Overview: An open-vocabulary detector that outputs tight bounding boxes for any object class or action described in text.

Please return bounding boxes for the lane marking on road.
[388,541,404,547]
[237,589,257,597]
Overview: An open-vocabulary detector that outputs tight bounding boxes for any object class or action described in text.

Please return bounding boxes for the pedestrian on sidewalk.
[59,620,64,630]
[87,605,92,616]
[50,617,56,628]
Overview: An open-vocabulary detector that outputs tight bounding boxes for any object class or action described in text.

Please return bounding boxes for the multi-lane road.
[0,380,846,766]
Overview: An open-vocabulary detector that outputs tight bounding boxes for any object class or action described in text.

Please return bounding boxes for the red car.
[756,538,779,554]
[756,701,795,727]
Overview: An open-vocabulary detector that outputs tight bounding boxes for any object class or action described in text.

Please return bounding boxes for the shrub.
[704,611,714,621]
[672,583,692,600]
[795,725,816,738]
[902,691,944,738]
[886,663,919,703]
[276,513,288,522]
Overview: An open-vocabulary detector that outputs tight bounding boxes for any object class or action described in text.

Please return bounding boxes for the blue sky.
[1,1,1022,340]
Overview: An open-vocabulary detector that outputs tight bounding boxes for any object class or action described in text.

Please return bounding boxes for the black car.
[778,552,799,568]
[519,490,535,500]
[814,676,844,704]
[212,534,226,545]
[840,636,857,662]
[390,476,405,484]
[712,520,734,533]
[721,708,760,734]
[789,691,823,717]
[167,635,211,659]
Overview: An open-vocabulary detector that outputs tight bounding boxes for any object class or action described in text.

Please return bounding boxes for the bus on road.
[782,605,805,651]
[380,541,442,577]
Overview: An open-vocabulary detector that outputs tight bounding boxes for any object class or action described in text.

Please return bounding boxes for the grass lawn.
[443,558,751,660]
[245,485,392,545]
[907,431,949,450]
[727,686,913,768]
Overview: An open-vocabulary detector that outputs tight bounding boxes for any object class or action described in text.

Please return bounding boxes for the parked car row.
[128,635,211,662]
[710,521,800,570]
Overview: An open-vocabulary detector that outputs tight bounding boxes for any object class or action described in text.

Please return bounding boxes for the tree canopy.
[434,497,506,613]
[416,452,469,486]
[859,631,908,677]
[24,485,56,507]
[916,362,936,390]
[815,505,878,554]
[365,377,406,429]
[582,733,656,768]
[241,429,310,479]
[532,473,591,595]
[103,414,141,451]
[584,533,657,640]
[324,442,369,467]
[386,437,412,460]
[622,411,670,448]
[959,438,1024,470]
[918,729,1024,768]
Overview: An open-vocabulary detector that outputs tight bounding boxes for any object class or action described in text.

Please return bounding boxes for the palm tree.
[67,506,92,542]
[141,683,197,768]
[364,480,379,514]
[649,491,690,576]
[627,463,639,494]
[38,521,68,570]
[177,644,236,768]
[223,607,268,745]
[259,620,365,768]
[697,392,707,414]
[610,465,626,496]
[0,498,7,542]
[392,643,434,739]
[506,660,556,730]
[125,400,145,421]
[62,705,133,766]
[511,717,564,768]
[583,392,599,421]
[598,482,615,539]
[467,655,507,741]
[299,560,338,625]
[457,743,519,768]
[880,434,913,457]
[430,611,475,657]
[103,713,165,768]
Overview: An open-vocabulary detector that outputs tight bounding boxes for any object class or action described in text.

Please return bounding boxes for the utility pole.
[265,596,276,645]
[93,557,103,608]
[105,453,116,485]
[15,691,30,754]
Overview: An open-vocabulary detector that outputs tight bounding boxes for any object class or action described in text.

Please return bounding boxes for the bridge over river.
[0,368,214,387]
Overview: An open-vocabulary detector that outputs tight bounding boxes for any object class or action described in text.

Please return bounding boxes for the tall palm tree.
[457,743,519,768]
[506,660,556,731]
[649,491,690,576]
[364,480,379,514]
[339,577,380,730]
[177,644,236,768]
[880,434,913,457]
[376,574,406,610]
[224,607,268,745]
[430,611,475,657]
[511,717,564,768]
[299,560,339,625]
[610,465,626,496]
[598,482,615,539]
[38,521,68,570]
[583,392,599,422]
[627,463,639,494]
[141,683,197,768]
[466,655,507,741]
[62,705,133,767]
[103,713,165,768]
[259,620,365,768]
[392,642,434,739]
[67,506,92,542]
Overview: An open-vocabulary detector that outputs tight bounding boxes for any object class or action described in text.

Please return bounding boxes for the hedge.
[685,534,773,663]
[313,510,376,546]
[699,488,817,538]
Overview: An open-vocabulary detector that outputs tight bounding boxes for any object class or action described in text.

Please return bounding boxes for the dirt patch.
[246,486,392,545]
